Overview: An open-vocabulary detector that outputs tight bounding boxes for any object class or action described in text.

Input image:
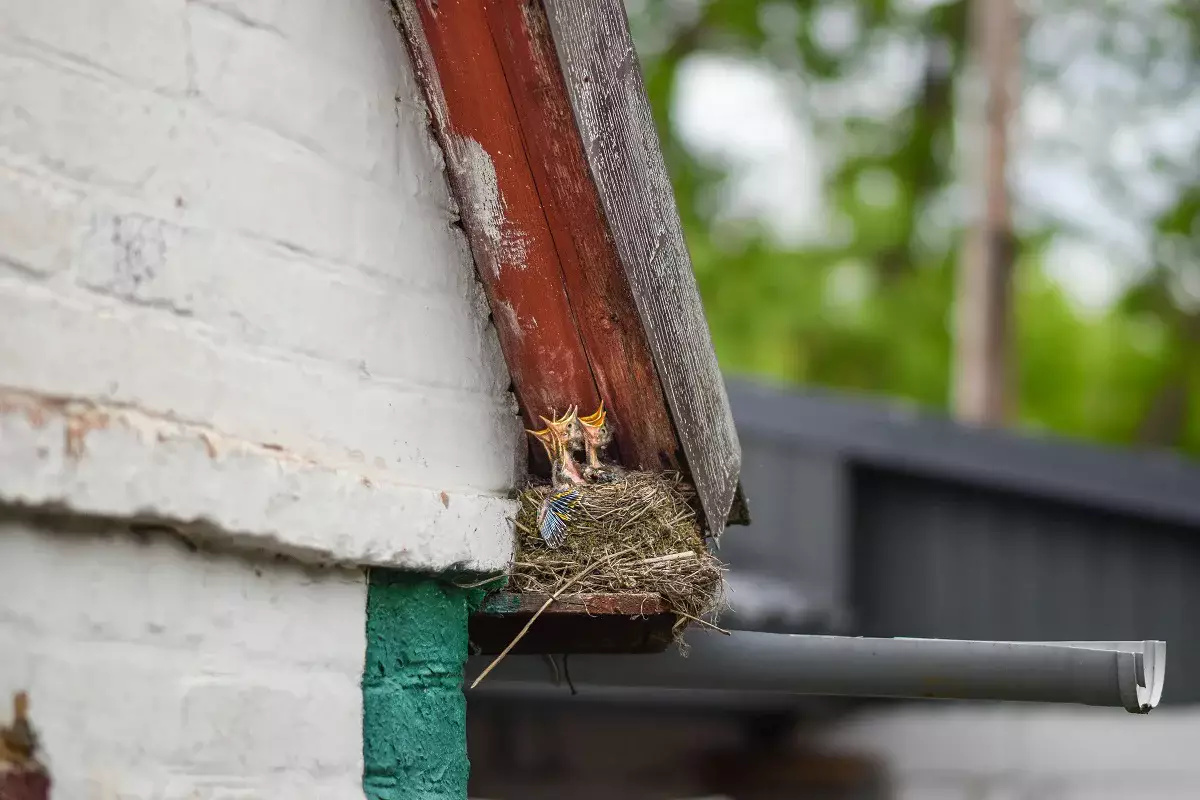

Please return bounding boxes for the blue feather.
[537,488,580,548]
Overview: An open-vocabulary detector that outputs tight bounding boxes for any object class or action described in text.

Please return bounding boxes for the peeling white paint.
[0,389,517,572]
[390,1,532,281]
[394,0,452,134]
[453,136,529,274]
[0,0,527,570]
[492,297,523,343]
[502,226,530,269]
[457,136,506,274]
[0,3,523,798]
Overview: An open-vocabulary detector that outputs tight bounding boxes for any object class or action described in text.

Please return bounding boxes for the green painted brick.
[362,570,490,800]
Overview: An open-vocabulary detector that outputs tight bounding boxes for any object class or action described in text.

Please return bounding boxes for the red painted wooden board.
[394,0,681,474]
[390,0,740,650]
[483,0,680,471]
[401,0,599,432]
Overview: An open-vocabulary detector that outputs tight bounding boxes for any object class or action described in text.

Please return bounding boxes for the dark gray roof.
[727,377,1200,529]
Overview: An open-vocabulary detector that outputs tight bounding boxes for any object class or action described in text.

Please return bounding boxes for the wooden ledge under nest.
[470,592,676,655]
[469,471,727,657]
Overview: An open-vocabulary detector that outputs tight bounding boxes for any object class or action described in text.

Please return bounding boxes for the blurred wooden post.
[954,0,1020,426]
[0,692,49,800]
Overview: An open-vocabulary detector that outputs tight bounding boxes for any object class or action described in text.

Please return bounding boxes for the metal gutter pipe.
[466,634,1166,714]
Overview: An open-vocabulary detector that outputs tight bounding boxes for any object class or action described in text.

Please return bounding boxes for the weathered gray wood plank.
[541,0,743,536]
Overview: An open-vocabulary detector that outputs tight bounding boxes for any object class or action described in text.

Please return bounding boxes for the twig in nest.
[671,609,731,635]
[469,543,643,690]
[452,573,507,589]
[510,473,727,649]
[636,551,697,566]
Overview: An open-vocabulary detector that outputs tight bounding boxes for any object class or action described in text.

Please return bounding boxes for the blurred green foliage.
[626,0,1200,454]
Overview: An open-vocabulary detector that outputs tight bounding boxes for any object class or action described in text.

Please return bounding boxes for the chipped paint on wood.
[388,0,601,435]
[455,136,528,275]
[484,0,681,472]
[388,0,744,530]
[541,0,744,534]
[389,0,684,475]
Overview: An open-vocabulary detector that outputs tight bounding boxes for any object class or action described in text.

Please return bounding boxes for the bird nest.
[510,470,726,644]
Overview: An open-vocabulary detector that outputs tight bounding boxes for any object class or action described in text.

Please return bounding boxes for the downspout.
[467,633,1166,714]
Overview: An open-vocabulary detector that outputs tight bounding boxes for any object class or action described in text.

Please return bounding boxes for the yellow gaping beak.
[579,401,606,429]
[542,406,578,439]
[525,425,558,459]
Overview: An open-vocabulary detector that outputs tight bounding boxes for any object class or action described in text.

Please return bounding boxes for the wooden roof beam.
[390,0,743,535]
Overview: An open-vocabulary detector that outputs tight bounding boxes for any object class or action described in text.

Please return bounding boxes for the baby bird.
[534,486,580,549]
[528,407,585,486]
[577,401,623,482]
[526,408,585,548]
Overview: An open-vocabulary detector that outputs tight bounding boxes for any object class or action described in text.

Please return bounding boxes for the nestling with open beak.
[528,406,585,487]
[577,401,623,482]
[526,407,585,547]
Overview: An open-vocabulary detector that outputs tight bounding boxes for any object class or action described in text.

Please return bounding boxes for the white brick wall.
[0,0,521,571]
[0,517,368,800]
[823,703,1200,799]
[0,1,522,796]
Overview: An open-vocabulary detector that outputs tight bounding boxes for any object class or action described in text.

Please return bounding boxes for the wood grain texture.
[477,591,667,616]
[541,0,743,535]
[483,0,680,471]
[470,592,675,654]
[391,0,601,434]
[390,0,745,530]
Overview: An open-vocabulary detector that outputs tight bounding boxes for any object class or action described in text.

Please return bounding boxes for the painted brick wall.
[0,517,368,800]
[0,0,523,797]
[0,0,522,572]
[823,704,1200,800]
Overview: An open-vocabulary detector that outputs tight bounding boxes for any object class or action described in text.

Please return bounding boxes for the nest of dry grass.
[510,471,726,643]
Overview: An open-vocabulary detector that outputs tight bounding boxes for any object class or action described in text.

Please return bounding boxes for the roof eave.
[391,0,745,534]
